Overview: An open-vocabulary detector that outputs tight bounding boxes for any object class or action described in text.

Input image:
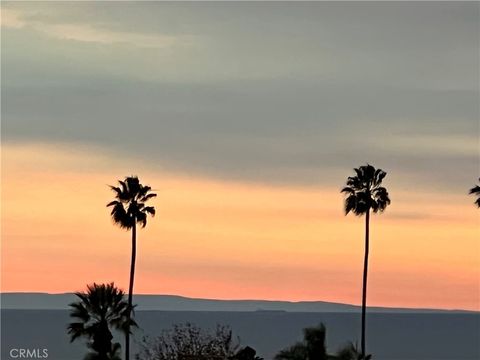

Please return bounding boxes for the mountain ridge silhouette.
[1,292,475,313]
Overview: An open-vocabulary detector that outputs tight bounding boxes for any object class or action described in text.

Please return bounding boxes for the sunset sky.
[1,2,479,311]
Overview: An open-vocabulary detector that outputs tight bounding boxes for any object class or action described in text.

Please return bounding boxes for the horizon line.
[1,291,477,313]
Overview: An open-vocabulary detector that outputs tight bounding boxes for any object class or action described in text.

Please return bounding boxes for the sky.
[1,2,479,311]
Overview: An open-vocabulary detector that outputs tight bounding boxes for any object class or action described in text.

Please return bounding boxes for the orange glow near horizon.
[2,142,479,311]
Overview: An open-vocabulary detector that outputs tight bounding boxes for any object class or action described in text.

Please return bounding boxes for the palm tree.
[341,164,390,360]
[107,176,156,360]
[469,179,480,207]
[67,282,132,360]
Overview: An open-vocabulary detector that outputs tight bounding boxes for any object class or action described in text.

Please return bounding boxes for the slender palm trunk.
[125,222,136,360]
[361,209,370,359]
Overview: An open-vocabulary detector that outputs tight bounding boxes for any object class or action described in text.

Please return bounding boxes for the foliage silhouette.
[341,164,390,359]
[274,323,369,360]
[469,179,480,207]
[274,323,327,360]
[333,342,372,360]
[107,176,156,360]
[232,346,264,360]
[83,343,122,360]
[135,322,245,360]
[67,282,135,360]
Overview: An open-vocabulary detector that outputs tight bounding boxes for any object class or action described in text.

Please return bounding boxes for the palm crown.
[469,179,480,208]
[341,164,391,215]
[107,176,156,229]
[67,283,134,347]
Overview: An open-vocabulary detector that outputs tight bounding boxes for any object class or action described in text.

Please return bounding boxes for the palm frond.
[346,176,361,189]
[363,164,375,180]
[374,168,386,186]
[109,186,122,197]
[344,195,357,215]
[69,302,90,322]
[354,168,363,180]
[67,322,86,342]
[126,176,140,197]
[341,187,355,194]
[468,180,480,208]
[137,211,147,228]
[140,193,157,202]
[137,185,151,199]
[110,203,133,229]
[143,206,156,216]
[118,180,128,193]
[106,200,120,208]
[469,186,480,194]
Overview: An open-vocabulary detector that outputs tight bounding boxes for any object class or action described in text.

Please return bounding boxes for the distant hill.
[0,292,473,313]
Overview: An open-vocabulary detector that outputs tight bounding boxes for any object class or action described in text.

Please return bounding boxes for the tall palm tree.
[67,282,132,360]
[107,176,156,360]
[469,179,480,207]
[341,164,390,360]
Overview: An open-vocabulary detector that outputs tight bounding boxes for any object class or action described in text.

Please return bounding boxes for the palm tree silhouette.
[107,176,156,360]
[341,164,390,360]
[469,179,480,207]
[67,282,133,360]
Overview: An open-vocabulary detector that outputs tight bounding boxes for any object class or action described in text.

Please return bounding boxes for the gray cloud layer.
[2,2,478,191]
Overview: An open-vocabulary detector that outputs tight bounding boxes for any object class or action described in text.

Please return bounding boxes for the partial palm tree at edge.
[107,176,156,360]
[67,282,132,360]
[341,164,390,360]
[469,178,480,207]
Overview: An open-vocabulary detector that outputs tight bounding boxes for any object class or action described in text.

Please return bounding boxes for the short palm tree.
[469,179,480,207]
[341,164,390,360]
[67,282,132,360]
[107,176,156,360]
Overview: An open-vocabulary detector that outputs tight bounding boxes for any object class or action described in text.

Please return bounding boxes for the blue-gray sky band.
[2,2,478,191]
